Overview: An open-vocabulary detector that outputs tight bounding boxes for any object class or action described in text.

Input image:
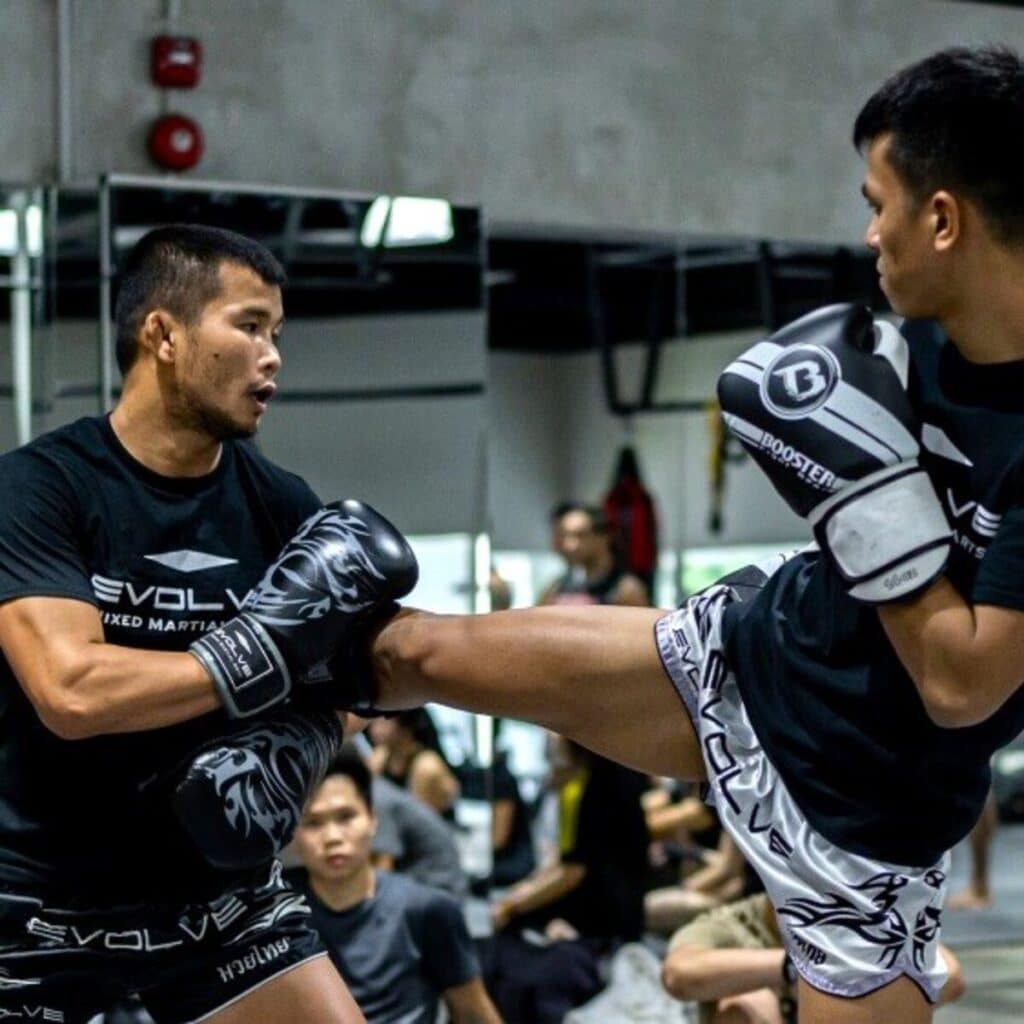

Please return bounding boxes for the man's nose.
[259,339,282,377]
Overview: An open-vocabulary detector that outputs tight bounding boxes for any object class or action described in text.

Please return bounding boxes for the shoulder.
[375,869,426,912]
[411,749,451,777]
[612,573,650,606]
[1,417,101,474]
[374,775,425,816]
[382,871,456,915]
[0,419,104,504]
[231,441,322,525]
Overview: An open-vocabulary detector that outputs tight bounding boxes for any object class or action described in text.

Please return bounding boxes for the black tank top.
[549,566,624,605]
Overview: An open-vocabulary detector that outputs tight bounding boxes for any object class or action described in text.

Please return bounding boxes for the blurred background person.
[489,720,538,889]
[480,733,650,1024]
[289,748,502,1024]
[337,738,471,902]
[369,708,461,818]
[538,503,650,607]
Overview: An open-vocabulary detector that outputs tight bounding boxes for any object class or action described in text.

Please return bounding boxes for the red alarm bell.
[151,36,202,89]
[148,114,204,171]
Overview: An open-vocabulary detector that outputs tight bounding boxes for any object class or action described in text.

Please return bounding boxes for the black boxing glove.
[171,707,343,871]
[190,499,418,718]
[717,304,950,602]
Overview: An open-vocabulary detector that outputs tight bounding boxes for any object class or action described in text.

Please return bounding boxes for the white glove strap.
[809,463,951,602]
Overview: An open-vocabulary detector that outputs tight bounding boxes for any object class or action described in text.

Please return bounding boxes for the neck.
[938,246,1024,363]
[584,552,614,583]
[110,378,222,478]
[310,865,375,912]
[389,736,422,764]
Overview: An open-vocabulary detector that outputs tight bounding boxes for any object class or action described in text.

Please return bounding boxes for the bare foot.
[947,887,992,910]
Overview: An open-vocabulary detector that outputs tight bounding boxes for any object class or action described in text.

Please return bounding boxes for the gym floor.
[937,822,1024,1022]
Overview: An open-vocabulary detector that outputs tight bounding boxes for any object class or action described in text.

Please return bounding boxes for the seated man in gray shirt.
[372,771,469,901]
[289,748,502,1024]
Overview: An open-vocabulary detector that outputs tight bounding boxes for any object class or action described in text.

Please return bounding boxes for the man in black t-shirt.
[361,47,1024,1024]
[0,225,397,1023]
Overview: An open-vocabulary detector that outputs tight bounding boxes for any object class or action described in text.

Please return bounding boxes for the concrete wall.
[4,1,1024,239]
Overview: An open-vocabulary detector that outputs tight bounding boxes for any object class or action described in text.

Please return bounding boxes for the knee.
[661,945,708,1001]
[711,999,776,1024]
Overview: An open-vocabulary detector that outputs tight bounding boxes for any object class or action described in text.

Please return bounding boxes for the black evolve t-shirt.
[0,416,321,904]
[289,870,479,1024]
[725,321,1024,866]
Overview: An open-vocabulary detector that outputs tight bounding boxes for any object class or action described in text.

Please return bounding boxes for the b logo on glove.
[762,346,840,416]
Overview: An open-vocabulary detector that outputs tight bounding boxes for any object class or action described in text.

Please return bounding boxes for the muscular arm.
[409,750,460,814]
[0,596,219,739]
[442,978,504,1024]
[371,607,705,780]
[647,796,715,840]
[878,579,1024,727]
[491,861,586,928]
[492,799,516,851]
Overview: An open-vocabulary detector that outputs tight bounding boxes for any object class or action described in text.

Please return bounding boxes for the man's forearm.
[44,643,220,738]
[494,862,584,921]
[662,947,785,1002]
[0,597,223,738]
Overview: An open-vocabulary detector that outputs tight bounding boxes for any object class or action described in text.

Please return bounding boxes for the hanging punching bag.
[603,446,659,594]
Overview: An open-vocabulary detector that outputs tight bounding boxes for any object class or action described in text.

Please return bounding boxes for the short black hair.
[113,223,286,375]
[549,501,578,523]
[325,744,374,812]
[853,46,1024,244]
[556,502,609,534]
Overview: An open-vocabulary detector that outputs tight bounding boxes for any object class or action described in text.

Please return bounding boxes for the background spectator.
[538,504,649,607]
[289,748,502,1024]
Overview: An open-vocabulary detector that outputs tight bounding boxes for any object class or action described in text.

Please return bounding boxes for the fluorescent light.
[0,205,43,257]
[360,196,454,248]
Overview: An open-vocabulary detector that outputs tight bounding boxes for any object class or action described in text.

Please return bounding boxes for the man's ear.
[139,310,180,364]
[930,190,961,253]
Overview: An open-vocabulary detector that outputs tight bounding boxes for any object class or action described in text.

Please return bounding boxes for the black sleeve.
[972,502,1024,611]
[410,888,480,991]
[0,450,95,606]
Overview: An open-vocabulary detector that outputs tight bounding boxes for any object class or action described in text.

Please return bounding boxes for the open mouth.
[250,383,276,409]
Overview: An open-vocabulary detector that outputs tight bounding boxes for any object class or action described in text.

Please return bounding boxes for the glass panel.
[679,542,805,597]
